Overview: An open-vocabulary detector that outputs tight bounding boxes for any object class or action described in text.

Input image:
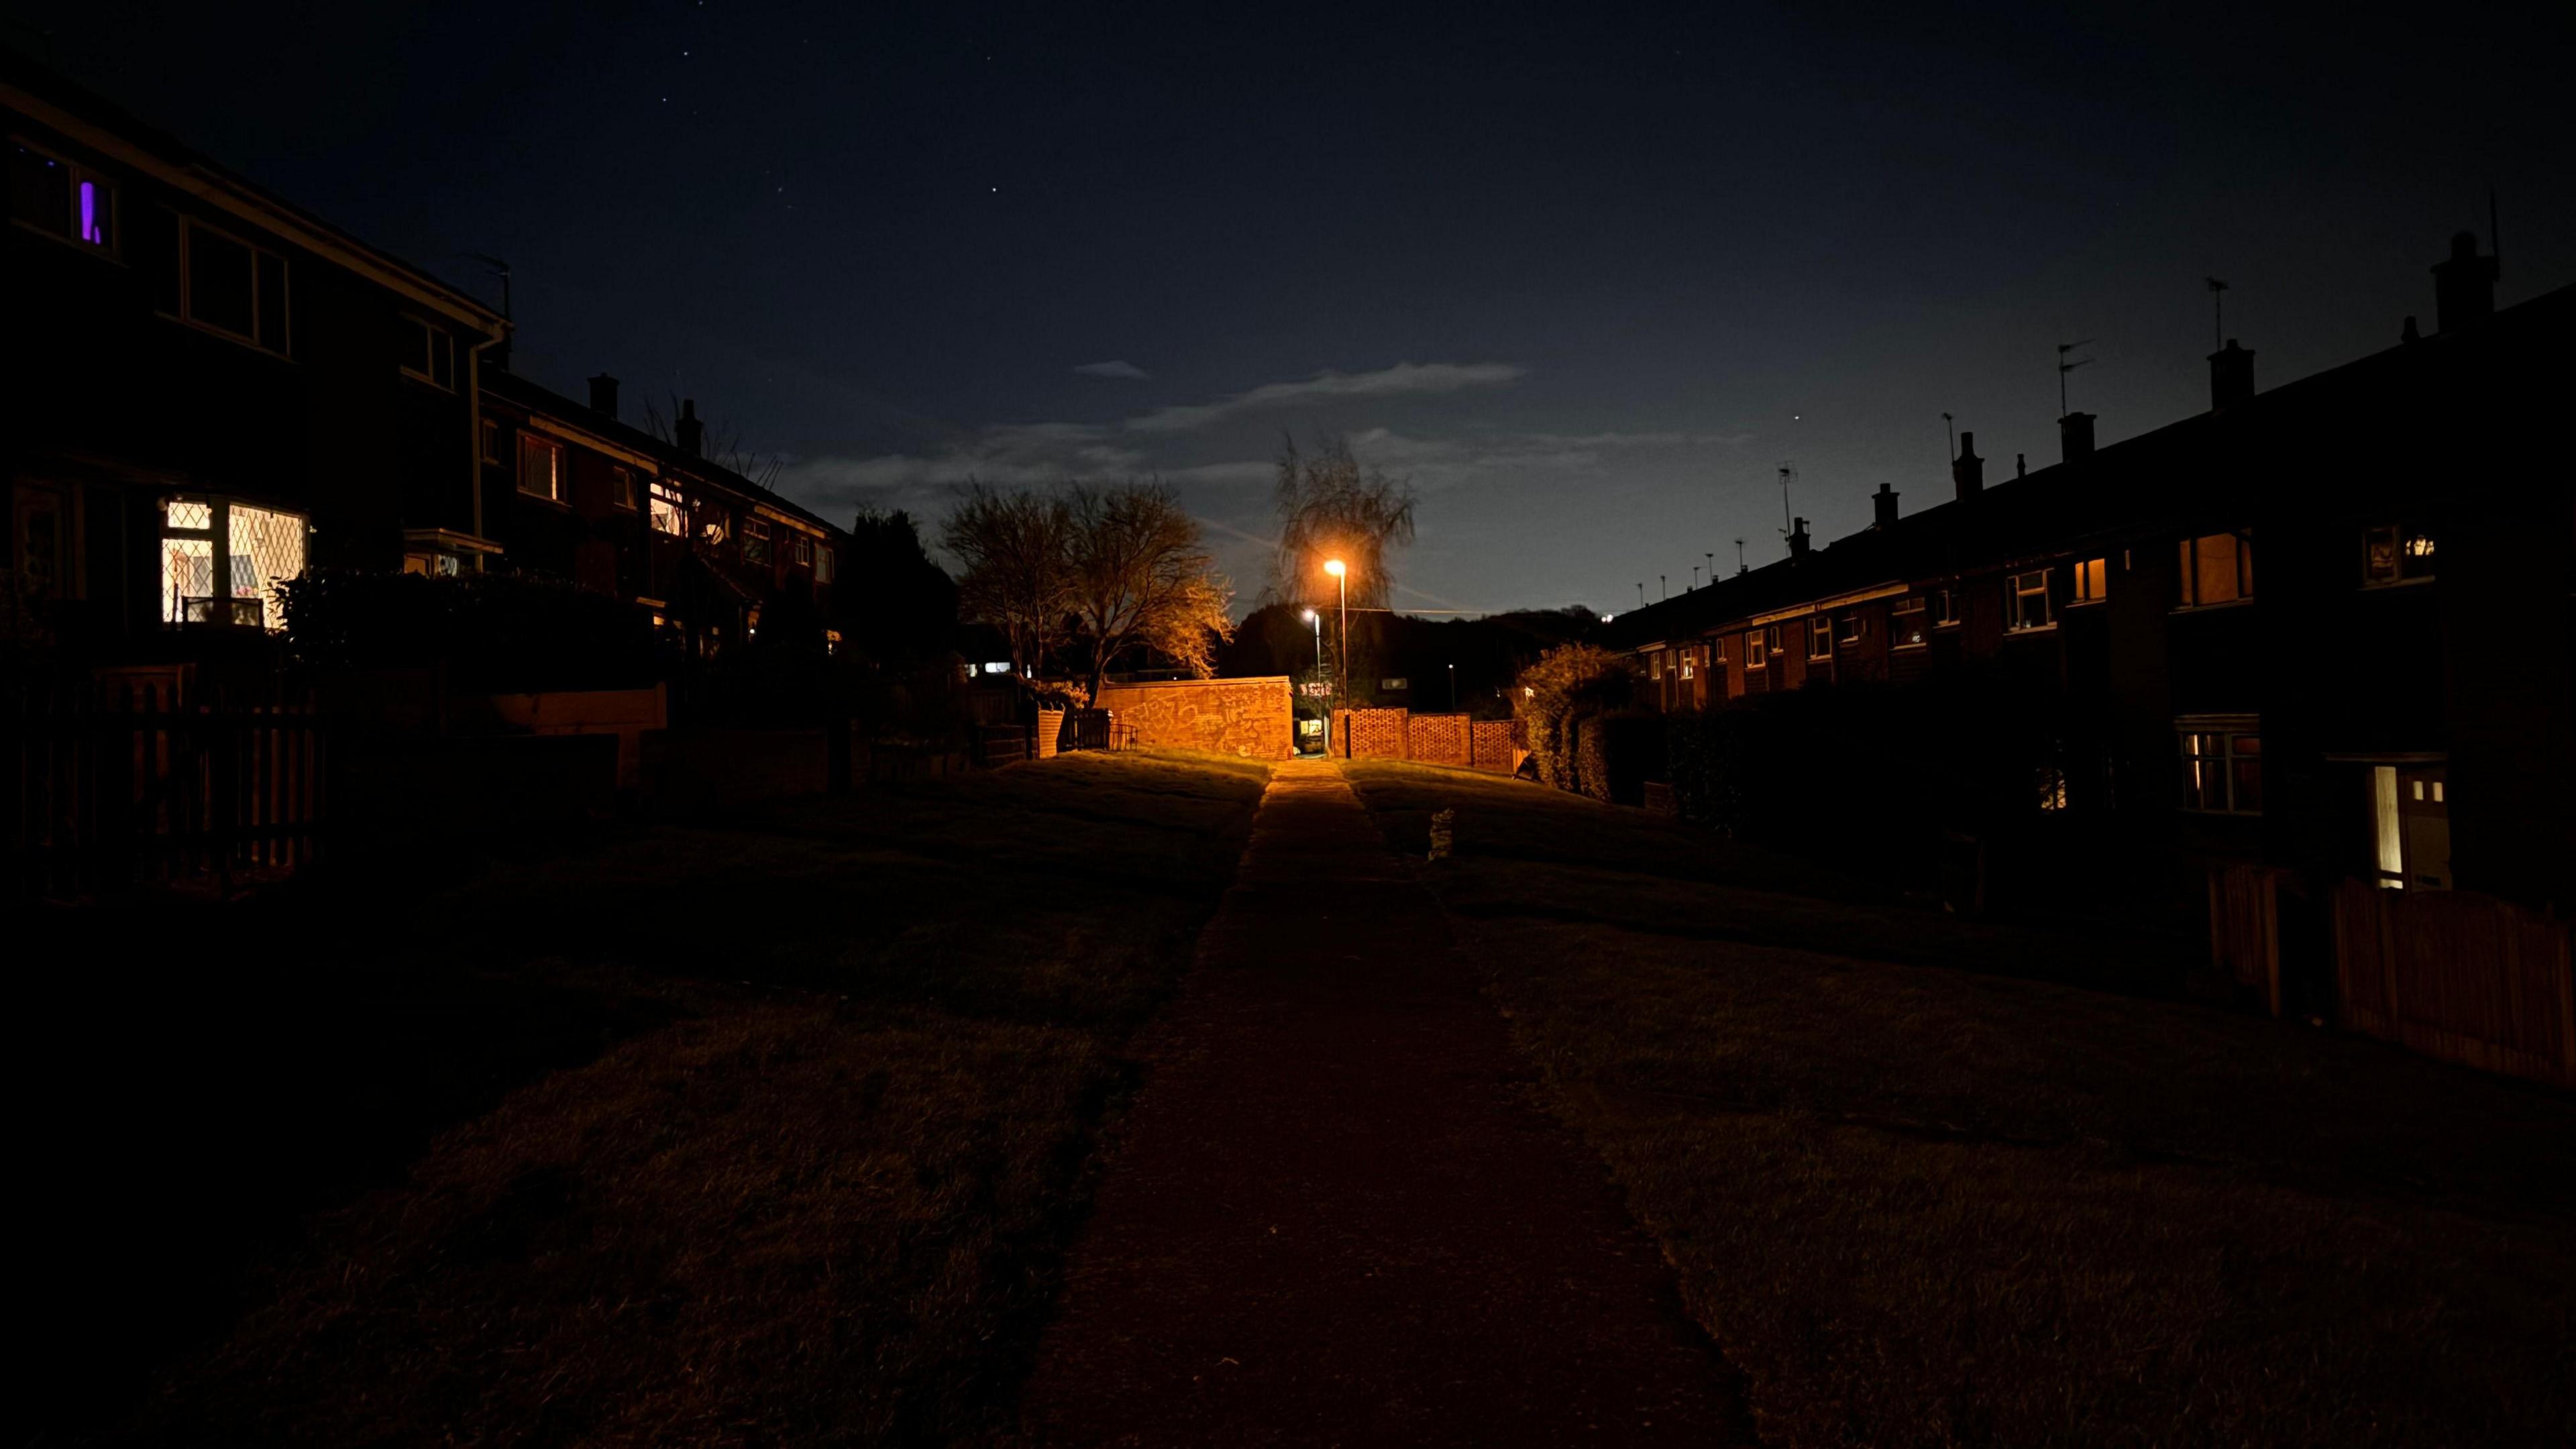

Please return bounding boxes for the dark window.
[743,518,772,565]
[143,206,180,313]
[1807,617,1831,660]
[815,545,835,584]
[792,533,814,567]
[188,227,256,336]
[480,419,502,464]
[2180,727,2262,814]
[1837,612,1863,645]
[1930,588,1958,627]
[612,467,637,509]
[517,434,561,500]
[400,315,455,389]
[1744,629,1765,667]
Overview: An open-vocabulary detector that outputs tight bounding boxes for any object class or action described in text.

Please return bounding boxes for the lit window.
[516,433,562,500]
[742,517,772,565]
[2008,570,2053,631]
[699,506,731,547]
[825,628,843,655]
[649,480,685,535]
[169,217,288,354]
[2178,531,2253,606]
[1648,651,1664,680]
[9,139,115,252]
[398,315,455,389]
[2369,764,2452,889]
[2179,725,2261,814]
[1892,595,1927,647]
[160,496,305,630]
[2361,524,2435,587]
[612,467,637,510]
[2073,557,2108,603]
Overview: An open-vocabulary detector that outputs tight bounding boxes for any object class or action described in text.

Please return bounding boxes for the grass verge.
[1347,759,2576,1447]
[19,749,1267,1447]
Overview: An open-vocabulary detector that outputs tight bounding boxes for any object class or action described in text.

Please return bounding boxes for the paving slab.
[1020,760,1748,1445]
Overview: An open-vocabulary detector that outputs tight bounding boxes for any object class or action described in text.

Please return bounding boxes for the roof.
[482,368,843,538]
[2,46,506,333]
[1609,280,2573,649]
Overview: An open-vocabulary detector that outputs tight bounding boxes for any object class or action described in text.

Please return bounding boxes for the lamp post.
[1447,661,1456,711]
[1325,558,1348,754]
[1301,607,1323,755]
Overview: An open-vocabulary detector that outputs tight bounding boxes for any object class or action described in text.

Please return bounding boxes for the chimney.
[2402,315,2421,344]
[2058,411,2096,462]
[1872,483,1899,528]
[2207,339,2255,410]
[676,398,704,457]
[2432,231,2496,333]
[1788,518,1812,558]
[2016,453,2027,478]
[1951,432,1984,500]
[589,373,621,419]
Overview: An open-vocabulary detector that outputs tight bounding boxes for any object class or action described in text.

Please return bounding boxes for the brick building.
[1610,244,2571,918]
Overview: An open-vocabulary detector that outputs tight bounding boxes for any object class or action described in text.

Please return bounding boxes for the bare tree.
[941,484,1073,680]
[1269,433,1417,609]
[1065,483,1234,704]
[642,392,786,490]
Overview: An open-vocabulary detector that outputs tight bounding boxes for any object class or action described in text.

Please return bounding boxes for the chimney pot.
[1872,482,1899,528]
[2207,339,2256,411]
[2016,452,2027,478]
[2059,411,2096,461]
[676,398,704,458]
[588,373,620,419]
[1788,517,1812,559]
[1951,432,1984,500]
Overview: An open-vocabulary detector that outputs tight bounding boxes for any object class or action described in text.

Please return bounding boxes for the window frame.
[2360,523,2436,588]
[1744,628,1766,669]
[611,466,638,511]
[1930,587,1960,629]
[1836,611,1864,647]
[158,494,307,631]
[649,479,686,536]
[398,314,456,390]
[2178,720,2263,815]
[741,516,773,565]
[2006,569,2055,633]
[479,418,502,465]
[1890,594,1927,648]
[9,135,119,256]
[2072,556,2108,605]
[515,432,565,502]
[2176,530,2255,609]
[166,213,291,356]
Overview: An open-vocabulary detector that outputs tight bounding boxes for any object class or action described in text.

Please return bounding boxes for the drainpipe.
[464,323,508,566]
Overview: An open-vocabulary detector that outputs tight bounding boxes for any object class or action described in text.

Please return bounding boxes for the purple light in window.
[78,181,98,244]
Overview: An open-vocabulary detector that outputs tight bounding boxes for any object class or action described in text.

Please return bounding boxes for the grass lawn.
[1346,759,2576,1448]
[16,750,1267,1447]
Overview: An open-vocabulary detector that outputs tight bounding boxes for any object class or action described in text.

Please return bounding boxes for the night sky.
[19,1,2571,616]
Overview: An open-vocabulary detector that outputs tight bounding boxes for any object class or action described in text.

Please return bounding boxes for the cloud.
[1125,360,1527,434]
[1073,360,1150,380]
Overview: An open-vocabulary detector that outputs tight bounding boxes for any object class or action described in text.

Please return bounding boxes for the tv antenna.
[2204,278,2230,353]
[466,252,513,323]
[2056,339,2095,416]
[1705,550,1715,585]
[1942,412,1955,460]
[1776,463,1797,536]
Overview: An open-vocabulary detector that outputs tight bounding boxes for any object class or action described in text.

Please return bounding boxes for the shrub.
[1512,643,1633,794]
[1574,710,1664,806]
[277,569,655,693]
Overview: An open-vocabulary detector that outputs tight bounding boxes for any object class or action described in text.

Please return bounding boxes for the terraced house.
[6,52,509,659]
[477,372,844,660]
[1609,239,2571,1072]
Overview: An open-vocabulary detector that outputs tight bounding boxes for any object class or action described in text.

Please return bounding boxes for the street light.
[1301,607,1323,755]
[1324,559,1348,754]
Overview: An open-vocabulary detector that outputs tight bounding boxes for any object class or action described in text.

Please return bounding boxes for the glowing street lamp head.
[1301,608,1317,622]
[1324,559,1346,578]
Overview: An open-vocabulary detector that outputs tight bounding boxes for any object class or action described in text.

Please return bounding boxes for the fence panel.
[5,682,325,900]
[2333,879,2575,1087]
[2206,863,2285,1016]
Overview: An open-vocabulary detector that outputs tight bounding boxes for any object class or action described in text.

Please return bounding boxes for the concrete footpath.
[1019,761,1746,1445]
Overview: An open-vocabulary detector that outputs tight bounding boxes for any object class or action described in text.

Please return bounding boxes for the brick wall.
[1469,719,1523,774]
[1334,707,1411,759]
[1409,712,1471,766]
[1093,677,1293,759]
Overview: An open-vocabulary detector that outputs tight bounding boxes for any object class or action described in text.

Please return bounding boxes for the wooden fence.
[2206,863,2287,1016]
[2332,879,2575,1087]
[5,681,323,900]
